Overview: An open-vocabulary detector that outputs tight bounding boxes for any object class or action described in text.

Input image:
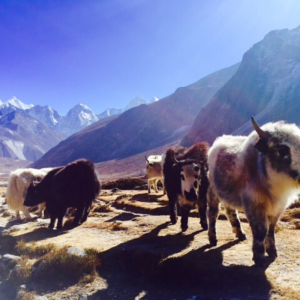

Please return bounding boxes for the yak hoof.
[170,217,177,225]
[253,255,266,268]
[238,232,247,241]
[181,225,188,232]
[201,222,208,231]
[266,248,277,259]
[209,237,217,247]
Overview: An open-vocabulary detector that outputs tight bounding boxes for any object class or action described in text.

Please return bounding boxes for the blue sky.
[1,0,300,116]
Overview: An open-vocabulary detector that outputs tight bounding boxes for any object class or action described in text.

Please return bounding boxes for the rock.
[67,247,87,257]
[2,254,22,263]
[115,194,129,201]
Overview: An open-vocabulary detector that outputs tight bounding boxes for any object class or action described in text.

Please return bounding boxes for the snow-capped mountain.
[149,96,159,103]
[0,97,32,115]
[0,110,65,161]
[55,103,99,136]
[124,96,148,111]
[97,108,123,120]
[1,96,34,110]
[0,95,160,141]
[26,105,63,127]
[97,96,159,120]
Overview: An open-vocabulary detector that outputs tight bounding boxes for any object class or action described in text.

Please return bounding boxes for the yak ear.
[254,138,269,154]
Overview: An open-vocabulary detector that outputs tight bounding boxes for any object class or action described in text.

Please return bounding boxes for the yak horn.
[251,117,270,140]
[145,156,149,163]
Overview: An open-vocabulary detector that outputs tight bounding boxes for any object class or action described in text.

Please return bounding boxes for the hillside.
[30,63,239,168]
[0,110,66,161]
[1,187,300,299]
[181,26,300,146]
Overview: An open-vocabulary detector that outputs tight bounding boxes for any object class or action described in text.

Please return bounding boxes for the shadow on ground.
[86,222,272,300]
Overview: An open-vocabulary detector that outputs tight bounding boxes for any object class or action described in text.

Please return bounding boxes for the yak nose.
[184,189,198,201]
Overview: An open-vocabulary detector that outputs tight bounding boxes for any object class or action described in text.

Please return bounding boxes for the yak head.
[24,179,45,207]
[145,155,163,179]
[252,116,300,184]
[173,158,202,202]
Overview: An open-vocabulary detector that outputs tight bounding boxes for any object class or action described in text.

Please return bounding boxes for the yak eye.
[277,145,290,157]
[181,174,185,181]
[194,166,200,172]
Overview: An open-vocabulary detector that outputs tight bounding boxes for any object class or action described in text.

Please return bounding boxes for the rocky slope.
[30,63,239,167]
[182,26,300,146]
[0,110,66,161]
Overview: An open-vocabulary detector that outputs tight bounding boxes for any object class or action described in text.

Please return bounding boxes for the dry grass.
[4,240,101,287]
[102,178,146,190]
[83,221,127,231]
[281,208,300,222]
[8,256,32,285]
[33,246,101,284]
[16,240,55,258]
[91,203,113,213]
[16,290,36,300]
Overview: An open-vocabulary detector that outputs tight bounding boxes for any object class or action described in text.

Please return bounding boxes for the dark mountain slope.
[31,63,239,168]
[181,26,300,146]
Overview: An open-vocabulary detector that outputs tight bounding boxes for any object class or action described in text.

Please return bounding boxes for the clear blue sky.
[1,0,300,116]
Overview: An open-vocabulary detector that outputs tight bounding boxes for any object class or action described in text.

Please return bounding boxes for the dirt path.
[1,188,300,299]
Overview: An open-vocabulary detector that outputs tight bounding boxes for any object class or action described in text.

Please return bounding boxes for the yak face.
[252,117,300,184]
[24,182,44,207]
[145,155,163,179]
[267,138,300,183]
[180,163,201,202]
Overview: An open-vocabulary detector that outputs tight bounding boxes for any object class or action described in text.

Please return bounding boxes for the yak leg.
[198,200,208,230]
[181,206,190,232]
[243,199,267,267]
[56,208,67,230]
[208,186,220,246]
[49,212,57,229]
[38,202,46,218]
[198,172,208,230]
[265,215,279,259]
[224,206,246,241]
[160,179,166,194]
[168,195,178,225]
[20,205,31,219]
[81,204,92,223]
[72,206,84,227]
[148,179,153,193]
[15,210,21,220]
[154,179,159,193]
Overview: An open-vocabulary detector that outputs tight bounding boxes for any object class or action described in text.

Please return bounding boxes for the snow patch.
[3,140,26,160]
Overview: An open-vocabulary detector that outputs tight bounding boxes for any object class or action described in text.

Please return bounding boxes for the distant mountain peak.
[6,96,34,110]
[124,96,147,111]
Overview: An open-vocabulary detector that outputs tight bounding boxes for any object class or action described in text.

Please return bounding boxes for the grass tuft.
[16,290,36,300]
[16,240,55,258]
[8,256,32,285]
[33,246,100,284]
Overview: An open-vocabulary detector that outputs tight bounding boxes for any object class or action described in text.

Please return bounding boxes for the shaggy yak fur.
[163,142,209,232]
[208,117,300,267]
[24,159,101,229]
[6,168,54,220]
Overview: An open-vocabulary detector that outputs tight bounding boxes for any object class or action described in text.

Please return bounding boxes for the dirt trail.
[1,188,300,299]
